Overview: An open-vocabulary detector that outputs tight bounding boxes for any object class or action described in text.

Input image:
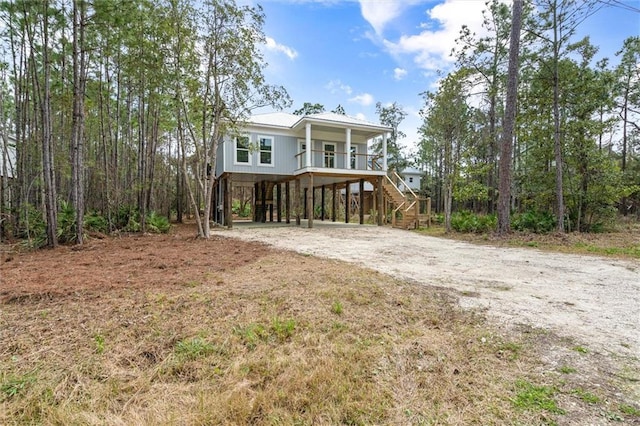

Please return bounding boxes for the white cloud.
[325,79,353,95]
[349,93,374,106]
[382,0,495,71]
[265,37,298,60]
[393,67,408,80]
[359,1,404,35]
[359,0,425,36]
[355,112,367,121]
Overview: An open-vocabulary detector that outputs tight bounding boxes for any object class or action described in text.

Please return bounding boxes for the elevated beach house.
[213,112,393,228]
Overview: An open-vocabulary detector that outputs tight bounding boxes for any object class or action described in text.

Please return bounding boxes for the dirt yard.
[225,223,640,357]
[225,223,640,392]
[1,222,639,424]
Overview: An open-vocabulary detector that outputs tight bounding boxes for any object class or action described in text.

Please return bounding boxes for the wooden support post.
[225,174,233,228]
[212,181,218,225]
[345,182,351,224]
[214,179,220,225]
[359,179,365,224]
[253,182,259,222]
[261,181,267,223]
[276,183,282,223]
[307,173,314,228]
[223,177,228,225]
[372,185,376,223]
[312,187,316,219]
[303,188,308,219]
[332,183,337,222]
[377,176,384,226]
[321,185,325,221]
[285,181,291,224]
[269,203,274,222]
[295,179,301,226]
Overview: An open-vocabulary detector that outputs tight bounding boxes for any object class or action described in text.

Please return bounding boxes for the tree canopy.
[417,0,638,232]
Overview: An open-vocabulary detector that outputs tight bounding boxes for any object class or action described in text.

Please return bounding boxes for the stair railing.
[392,170,418,199]
[384,174,404,199]
[391,171,420,229]
[384,175,406,228]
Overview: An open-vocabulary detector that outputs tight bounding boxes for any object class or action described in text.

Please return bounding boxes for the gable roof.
[401,168,423,176]
[247,112,300,128]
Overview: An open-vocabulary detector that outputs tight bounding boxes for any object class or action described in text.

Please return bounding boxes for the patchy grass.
[571,388,601,404]
[0,251,554,424]
[620,403,640,416]
[558,365,577,374]
[573,345,589,354]
[512,379,565,415]
[331,300,344,315]
[1,225,638,425]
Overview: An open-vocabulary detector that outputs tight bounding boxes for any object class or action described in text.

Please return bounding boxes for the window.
[408,177,414,183]
[324,143,335,168]
[235,136,250,164]
[350,146,357,169]
[298,140,307,168]
[259,136,273,166]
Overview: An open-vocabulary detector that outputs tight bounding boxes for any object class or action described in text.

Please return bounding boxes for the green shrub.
[511,210,556,233]
[146,211,170,233]
[57,200,77,244]
[115,206,138,231]
[18,204,47,248]
[84,212,109,234]
[450,211,496,233]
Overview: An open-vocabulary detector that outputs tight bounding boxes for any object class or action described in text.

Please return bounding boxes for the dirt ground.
[224,222,640,356]
[1,222,639,424]
[223,222,640,394]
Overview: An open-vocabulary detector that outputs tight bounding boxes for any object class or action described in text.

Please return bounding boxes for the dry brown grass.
[1,226,638,425]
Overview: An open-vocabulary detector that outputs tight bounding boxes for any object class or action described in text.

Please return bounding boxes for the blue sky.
[255,0,640,156]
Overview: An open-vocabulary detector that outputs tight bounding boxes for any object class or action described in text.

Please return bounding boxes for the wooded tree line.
[0,0,289,246]
[417,0,639,233]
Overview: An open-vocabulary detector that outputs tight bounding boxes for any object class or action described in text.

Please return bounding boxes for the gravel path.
[224,223,640,359]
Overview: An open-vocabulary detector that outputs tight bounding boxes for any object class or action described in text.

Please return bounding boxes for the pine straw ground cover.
[0,225,638,425]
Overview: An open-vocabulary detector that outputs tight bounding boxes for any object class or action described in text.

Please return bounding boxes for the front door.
[323,143,335,168]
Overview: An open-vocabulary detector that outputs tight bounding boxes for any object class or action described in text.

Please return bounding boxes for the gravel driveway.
[225,222,640,360]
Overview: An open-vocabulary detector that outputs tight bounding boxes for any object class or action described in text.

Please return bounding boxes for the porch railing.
[295,150,384,171]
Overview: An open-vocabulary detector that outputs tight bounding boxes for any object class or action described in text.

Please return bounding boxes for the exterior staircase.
[382,174,419,230]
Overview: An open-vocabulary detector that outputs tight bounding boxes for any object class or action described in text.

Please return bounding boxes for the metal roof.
[246,112,391,134]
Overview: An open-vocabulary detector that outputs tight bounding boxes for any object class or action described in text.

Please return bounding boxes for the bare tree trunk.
[39,2,58,247]
[552,1,565,233]
[444,179,452,233]
[71,0,87,244]
[497,0,523,235]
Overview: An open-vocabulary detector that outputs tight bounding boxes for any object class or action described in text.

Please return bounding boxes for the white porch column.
[345,128,352,170]
[383,131,389,171]
[305,123,312,167]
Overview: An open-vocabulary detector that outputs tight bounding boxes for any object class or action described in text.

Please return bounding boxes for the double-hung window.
[235,136,250,164]
[259,136,273,166]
